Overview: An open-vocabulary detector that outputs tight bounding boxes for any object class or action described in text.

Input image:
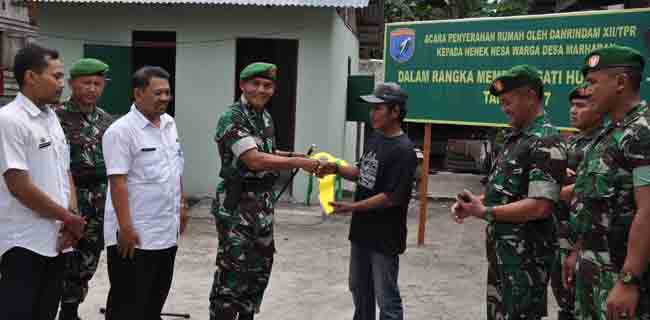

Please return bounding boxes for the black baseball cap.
[360,82,408,105]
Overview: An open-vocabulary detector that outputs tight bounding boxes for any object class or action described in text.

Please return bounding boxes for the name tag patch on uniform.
[38,138,52,149]
[141,147,157,152]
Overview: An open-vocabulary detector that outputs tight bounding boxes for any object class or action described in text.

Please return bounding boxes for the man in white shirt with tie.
[102,66,187,320]
[0,44,86,320]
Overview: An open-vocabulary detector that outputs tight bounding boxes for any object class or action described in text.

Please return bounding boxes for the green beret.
[581,45,645,76]
[69,58,109,78]
[240,62,278,81]
[569,82,591,101]
[489,64,543,96]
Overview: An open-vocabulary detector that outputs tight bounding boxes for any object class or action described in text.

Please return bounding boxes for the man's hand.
[563,249,578,290]
[451,190,485,223]
[560,184,575,203]
[451,201,464,224]
[330,201,357,214]
[117,226,141,259]
[316,162,338,178]
[300,159,326,174]
[180,205,189,235]
[607,281,639,320]
[62,212,86,240]
[567,168,577,178]
[69,204,80,216]
[57,227,79,252]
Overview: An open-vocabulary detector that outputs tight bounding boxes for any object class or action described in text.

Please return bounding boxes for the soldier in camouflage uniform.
[55,58,114,320]
[566,46,650,320]
[209,62,323,320]
[551,83,604,320]
[452,65,567,320]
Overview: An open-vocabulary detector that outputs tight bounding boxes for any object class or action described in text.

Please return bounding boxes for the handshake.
[299,158,339,178]
[286,147,342,178]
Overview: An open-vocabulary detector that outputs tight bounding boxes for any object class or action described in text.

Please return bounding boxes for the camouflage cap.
[69,58,109,78]
[489,64,543,96]
[581,45,645,76]
[569,82,591,101]
[240,62,278,81]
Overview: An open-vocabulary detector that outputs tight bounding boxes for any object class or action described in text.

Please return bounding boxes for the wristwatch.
[620,271,641,286]
[483,206,496,223]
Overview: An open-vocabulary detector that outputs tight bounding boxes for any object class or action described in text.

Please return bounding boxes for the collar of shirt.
[377,130,405,139]
[17,92,52,119]
[577,125,604,142]
[239,95,264,118]
[238,97,270,135]
[613,100,648,129]
[63,100,99,115]
[130,104,172,129]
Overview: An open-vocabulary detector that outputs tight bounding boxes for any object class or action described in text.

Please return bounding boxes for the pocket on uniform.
[491,160,525,198]
[577,159,615,198]
[579,172,614,199]
[143,163,162,180]
[494,237,524,266]
[136,148,164,181]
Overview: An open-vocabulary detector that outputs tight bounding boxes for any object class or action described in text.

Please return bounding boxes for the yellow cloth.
[310,152,348,215]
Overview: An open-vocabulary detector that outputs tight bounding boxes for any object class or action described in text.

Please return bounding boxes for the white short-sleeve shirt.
[0,93,71,258]
[103,105,184,250]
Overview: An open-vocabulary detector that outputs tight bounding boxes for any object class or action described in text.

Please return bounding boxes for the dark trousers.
[349,243,404,320]
[0,246,65,320]
[105,245,177,320]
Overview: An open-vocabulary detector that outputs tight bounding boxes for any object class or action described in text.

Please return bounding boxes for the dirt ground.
[73,199,558,320]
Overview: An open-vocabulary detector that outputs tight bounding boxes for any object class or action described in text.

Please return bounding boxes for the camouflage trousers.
[209,192,275,319]
[487,237,553,320]
[61,193,105,305]
[551,248,577,320]
[575,252,650,320]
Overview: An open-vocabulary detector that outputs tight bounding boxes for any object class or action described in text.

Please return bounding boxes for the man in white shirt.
[102,66,187,320]
[0,44,86,320]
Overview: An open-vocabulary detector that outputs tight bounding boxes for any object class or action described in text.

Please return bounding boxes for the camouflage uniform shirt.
[209,100,278,317]
[55,100,113,305]
[561,128,603,249]
[550,127,602,320]
[570,101,650,320]
[55,100,113,242]
[484,114,567,320]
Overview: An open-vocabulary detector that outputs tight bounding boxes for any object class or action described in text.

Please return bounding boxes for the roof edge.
[33,0,369,8]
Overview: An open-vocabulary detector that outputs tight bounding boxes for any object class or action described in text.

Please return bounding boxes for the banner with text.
[384,9,650,128]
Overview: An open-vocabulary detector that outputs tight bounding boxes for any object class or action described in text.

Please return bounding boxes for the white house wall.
[38,4,359,202]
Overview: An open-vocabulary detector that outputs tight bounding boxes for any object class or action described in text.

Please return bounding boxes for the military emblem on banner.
[390,28,416,63]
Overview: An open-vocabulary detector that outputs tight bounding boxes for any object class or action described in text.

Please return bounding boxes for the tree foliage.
[385,0,529,22]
